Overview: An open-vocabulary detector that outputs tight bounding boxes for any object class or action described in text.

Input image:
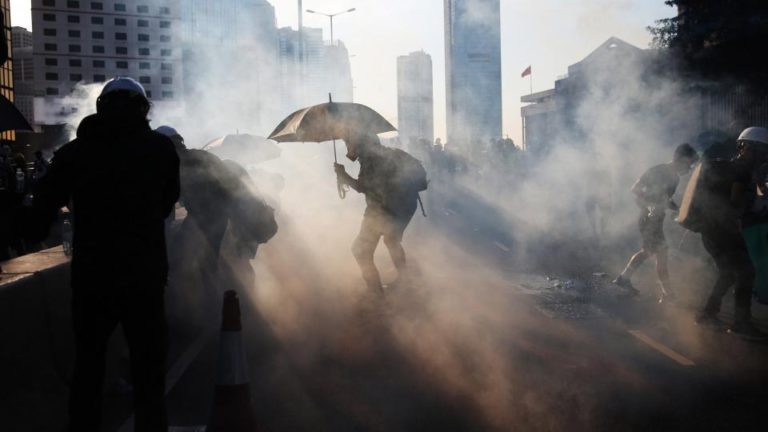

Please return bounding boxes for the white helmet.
[100,76,147,98]
[737,127,768,146]
[155,125,181,139]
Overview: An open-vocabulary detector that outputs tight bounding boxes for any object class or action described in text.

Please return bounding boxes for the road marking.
[493,241,511,252]
[118,329,214,432]
[628,330,695,367]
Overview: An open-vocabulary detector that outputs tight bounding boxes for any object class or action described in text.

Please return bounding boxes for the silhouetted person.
[613,144,699,302]
[30,77,179,432]
[32,150,49,182]
[334,131,428,293]
[157,127,276,302]
[695,127,768,338]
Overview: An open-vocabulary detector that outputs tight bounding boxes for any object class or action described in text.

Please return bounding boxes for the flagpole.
[529,73,533,95]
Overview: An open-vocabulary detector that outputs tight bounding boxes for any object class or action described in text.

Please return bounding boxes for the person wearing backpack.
[334,131,428,294]
[612,144,700,302]
[679,127,767,338]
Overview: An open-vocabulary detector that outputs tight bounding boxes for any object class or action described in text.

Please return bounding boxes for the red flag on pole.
[521,65,532,78]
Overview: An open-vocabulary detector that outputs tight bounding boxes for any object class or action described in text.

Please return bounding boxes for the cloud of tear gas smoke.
[49,4,731,430]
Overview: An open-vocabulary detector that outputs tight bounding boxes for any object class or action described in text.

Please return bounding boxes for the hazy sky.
[10,0,675,144]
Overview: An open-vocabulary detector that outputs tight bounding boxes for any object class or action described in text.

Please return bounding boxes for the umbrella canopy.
[0,95,33,133]
[268,101,396,143]
[202,134,281,165]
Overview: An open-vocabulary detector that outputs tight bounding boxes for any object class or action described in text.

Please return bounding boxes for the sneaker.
[727,322,768,340]
[695,314,727,331]
[612,275,639,296]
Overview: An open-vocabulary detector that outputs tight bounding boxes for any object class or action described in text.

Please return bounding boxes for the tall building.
[397,51,434,144]
[31,0,184,125]
[324,42,353,103]
[278,26,331,108]
[1,0,16,142]
[12,27,34,124]
[444,0,502,152]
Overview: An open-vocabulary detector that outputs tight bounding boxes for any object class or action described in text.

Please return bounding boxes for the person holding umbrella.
[334,130,427,294]
[269,97,428,294]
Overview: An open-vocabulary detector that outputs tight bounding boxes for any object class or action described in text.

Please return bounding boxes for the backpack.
[379,148,428,217]
[677,160,736,233]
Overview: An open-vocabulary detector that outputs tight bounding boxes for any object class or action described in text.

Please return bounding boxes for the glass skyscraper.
[444,0,502,152]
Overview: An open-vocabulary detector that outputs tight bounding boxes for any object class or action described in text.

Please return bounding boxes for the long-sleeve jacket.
[31,114,180,280]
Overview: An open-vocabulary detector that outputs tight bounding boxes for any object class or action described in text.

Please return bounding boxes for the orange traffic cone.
[207,290,258,432]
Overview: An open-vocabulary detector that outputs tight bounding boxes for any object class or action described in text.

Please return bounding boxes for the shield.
[0,95,33,133]
[202,134,281,165]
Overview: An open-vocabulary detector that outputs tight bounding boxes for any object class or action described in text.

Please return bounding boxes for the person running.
[334,131,428,294]
[613,144,699,302]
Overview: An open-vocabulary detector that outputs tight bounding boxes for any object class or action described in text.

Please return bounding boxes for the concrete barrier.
[0,247,72,430]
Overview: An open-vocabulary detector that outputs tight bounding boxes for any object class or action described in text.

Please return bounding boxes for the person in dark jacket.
[30,77,180,432]
[335,131,427,294]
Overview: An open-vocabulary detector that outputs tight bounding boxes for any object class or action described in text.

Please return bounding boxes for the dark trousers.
[352,206,415,289]
[69,271,168,432]
[701,229,754,323]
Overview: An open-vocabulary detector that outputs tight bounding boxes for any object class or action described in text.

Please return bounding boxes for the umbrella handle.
[337,180,347,199]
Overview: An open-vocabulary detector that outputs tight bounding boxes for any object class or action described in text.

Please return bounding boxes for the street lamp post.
[306,7,356,45]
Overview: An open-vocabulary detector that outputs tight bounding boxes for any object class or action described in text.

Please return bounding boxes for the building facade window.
[68,44,81,53]
[93,60,105,68]
[139,48,150,56]
[115,32,127,40]
[139,62,150,70]
[92,31,104,39]
[159,21,171,29]
[42,13,56,22]
[67,1,80,8]
[70,73,82,81]
[139,76,151,84]
[68,30,80,37]
[46,88,59,96]
[160,49,171,57]
[161,63,172,71]
[159,6,170,14]
[162,91,173,99]
[161,77,173,84]
[92,45,105,54]
[114,3,126,12]
[115,46,128,55]
[42,0,55,6]
[160,35,171,42]
[43,28,56,36]
[67,15,80,23]
[116,61,128,69]
[137,5,149,13]
[43,43,57,51]
[90,2,102,10]
[138,19,149,27]
[69,59,82,67]
[94,74,106,82]
[115,18,126,26]
[138,34,150,42]
[45,72,59,81]
[91,16,103,24]
[44,58,58,66]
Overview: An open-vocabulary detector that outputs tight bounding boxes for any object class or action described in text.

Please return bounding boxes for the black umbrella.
[0,95,33,133]
[202,134,281,165]
[268,95,396,198]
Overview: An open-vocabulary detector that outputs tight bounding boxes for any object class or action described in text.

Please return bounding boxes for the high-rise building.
[31,0,184,124]
[397,51,434,144]
[1,0,16,142]
[324,42,353,103]
[444,0,502,152]
[278,26,325,108]
[11,27,34,124]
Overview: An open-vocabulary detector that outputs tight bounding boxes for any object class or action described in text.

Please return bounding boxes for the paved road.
[146,189,768,432]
